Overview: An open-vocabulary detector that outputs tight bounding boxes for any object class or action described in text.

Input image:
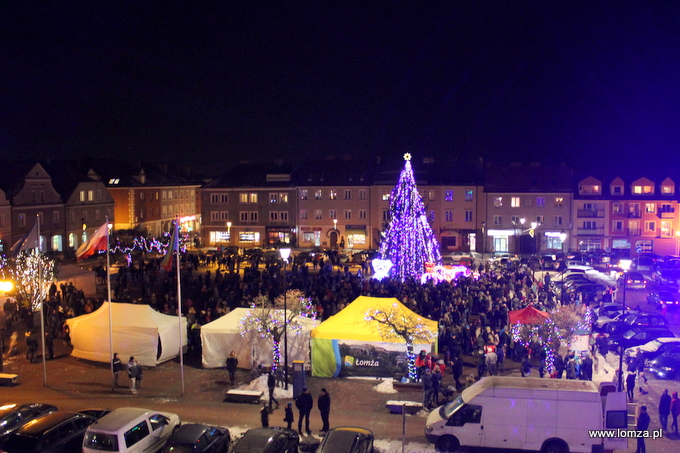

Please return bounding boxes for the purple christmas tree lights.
[380,153,441,280]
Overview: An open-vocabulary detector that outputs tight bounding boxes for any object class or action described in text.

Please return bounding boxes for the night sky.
[2,2,680,170]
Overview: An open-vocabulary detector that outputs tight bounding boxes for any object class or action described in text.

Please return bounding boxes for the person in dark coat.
[226,351,238,385]
[284,403,294,430]
[452,356,463,389]
[295,387,313,435]
[659,389,671,432]
[477,351,486,380]
[553,353,564,379]
[635,406,650,453]
[422,368,434,410]
[581,354,593,381]
[112,352,122,387]
[267,372,279,409]
[318,388,331,432]
[626,372,636,402]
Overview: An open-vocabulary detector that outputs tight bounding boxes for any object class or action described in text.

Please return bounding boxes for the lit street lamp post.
[279,248,291,390]
[617,259,632,392]
[559,230,567,305]
[226,221,232,246]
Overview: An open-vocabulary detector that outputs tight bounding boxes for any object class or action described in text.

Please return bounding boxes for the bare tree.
[8,252,54,311]
[366,305,437,380]
[239,289,316,370]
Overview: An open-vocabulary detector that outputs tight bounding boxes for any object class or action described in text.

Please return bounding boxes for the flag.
[161,222,179,272]
[76,222,109,259]
[11,222,39,255]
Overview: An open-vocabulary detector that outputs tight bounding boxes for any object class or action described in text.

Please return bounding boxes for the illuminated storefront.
[344,225,367,249]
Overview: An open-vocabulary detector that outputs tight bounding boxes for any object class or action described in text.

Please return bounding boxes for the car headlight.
[425,426,433,433]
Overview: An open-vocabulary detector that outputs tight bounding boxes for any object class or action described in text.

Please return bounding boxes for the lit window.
[511,197,520,208]
[300,189,308,200]
[494,197,503,207]
[329,190,337,200]
[315,190,322,200]
[445,190,453,201]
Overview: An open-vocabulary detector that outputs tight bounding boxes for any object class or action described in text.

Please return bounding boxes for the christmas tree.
[379,153,441,280]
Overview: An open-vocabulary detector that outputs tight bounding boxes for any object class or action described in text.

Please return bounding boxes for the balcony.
[576,227,604,236]
[577,209,605,218]
[657,208,675,219]
[628,211,641,218]
[628,228,641,236]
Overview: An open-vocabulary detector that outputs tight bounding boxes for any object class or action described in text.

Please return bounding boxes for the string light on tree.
[8,251,55,310]
[379,153,441,281]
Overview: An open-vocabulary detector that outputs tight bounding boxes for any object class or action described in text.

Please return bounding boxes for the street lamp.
[559,231,567,305]
[617,258,632,392]
[226,221,232,246]
[279,248,292,390]
[519,218,526,257]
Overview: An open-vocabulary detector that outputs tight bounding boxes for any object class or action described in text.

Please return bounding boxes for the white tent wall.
[66,302,187,366]
[56,264,97,297]
[201,307,318,369]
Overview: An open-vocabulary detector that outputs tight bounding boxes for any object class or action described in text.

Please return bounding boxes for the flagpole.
[106,217,115,392]
[174,216,185,397]
[37,214,47,386]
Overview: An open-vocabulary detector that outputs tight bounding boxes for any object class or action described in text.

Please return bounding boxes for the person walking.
[318,388,331,432]
[422,368,434,410]
[267,372,279,409]
[626,372,636,402]
[295,387,313,435]
[671,391,680,435]
[659,389,671,433]
[581,354,593,381]
[127,356,139,394]
[226,351,238,385]
[452,356,463,389]
[284,403,294,430]
[485,348,498,376]
[635,405,650,453]
[112,353,122,387]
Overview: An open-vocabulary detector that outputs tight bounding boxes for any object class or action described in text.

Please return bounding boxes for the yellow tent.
[310,296,438,377]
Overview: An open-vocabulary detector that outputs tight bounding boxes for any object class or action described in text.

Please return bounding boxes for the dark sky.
[2,2,680,169]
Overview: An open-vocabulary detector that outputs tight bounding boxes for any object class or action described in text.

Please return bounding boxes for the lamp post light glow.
[226,221,232,245]
[559,230,567,305]
[617,258,633,391]
[279,248,292,390]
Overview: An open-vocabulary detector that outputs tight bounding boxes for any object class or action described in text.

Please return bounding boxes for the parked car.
[608,327,675,353]
[161,424,230,453]
[625,337,680,365]
[77,409,112,420]
[293,251,313,265]
[0,411,97,453]
[648,349,680,379]
[647,291,680,308]
[651,269,680,286]
[603,312,669,336]
[82,407,181,453]
[231,428,299,453]
[316,427,374,453]
[0,403,58,445]
[619,271,646,289]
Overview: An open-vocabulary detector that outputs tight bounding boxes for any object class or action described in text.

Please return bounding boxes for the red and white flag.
[76,222,109,259]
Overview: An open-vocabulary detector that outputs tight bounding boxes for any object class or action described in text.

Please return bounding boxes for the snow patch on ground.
[374,439,434,453]
[374,379,398,394]
[237,375,294,400]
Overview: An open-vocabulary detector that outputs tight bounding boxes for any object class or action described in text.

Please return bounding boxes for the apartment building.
[202,162,297,248]
[483,164,573,255]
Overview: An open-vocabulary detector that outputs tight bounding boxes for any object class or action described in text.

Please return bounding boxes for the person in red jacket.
[671,391,680,435]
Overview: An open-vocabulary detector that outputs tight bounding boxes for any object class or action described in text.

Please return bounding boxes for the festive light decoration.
[420,264,472,284]
[239,289,317,370]
[8,251,55,310]
[379,153,441,281]
[371,259,393,280]
[365,303,437,380]
[105,232,188,256]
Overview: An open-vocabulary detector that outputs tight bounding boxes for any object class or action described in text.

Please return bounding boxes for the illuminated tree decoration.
[239,289,316,370]
[8,251,55,310]
[511,305,590,372]
[379,153,441,280]
[365,303,437,380]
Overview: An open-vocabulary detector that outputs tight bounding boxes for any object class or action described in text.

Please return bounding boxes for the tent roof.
[67,301,181,329]
[201,307,318,333]
[311,296,437,343]
[508,306,549,325]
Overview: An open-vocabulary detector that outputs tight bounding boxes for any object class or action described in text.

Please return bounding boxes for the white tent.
[56,264,97,297]
[201,307,318,369]
[66,302,187,366]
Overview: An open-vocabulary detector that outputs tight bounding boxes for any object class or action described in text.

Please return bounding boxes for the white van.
[82,407,180,453]
[425,376,626,453]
